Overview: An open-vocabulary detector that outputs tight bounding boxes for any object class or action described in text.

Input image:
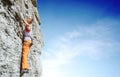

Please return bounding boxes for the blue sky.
[37,0,120,77]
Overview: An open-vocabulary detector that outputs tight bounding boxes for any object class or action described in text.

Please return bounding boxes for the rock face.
[0,0,43,77]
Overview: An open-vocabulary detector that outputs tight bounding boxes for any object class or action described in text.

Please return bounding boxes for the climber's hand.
[30,42,33,47]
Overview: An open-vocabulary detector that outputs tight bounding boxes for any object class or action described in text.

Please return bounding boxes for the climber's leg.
[22,40,31,70]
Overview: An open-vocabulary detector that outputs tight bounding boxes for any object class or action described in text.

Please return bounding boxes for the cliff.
[0,0,43,77]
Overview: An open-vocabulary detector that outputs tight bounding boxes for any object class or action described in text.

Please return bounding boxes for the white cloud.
[41,18,120,77]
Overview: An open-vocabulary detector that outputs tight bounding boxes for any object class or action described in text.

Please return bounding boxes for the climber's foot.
[21,69,29,75]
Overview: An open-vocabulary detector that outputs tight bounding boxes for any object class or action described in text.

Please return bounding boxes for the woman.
[21,16,33,74]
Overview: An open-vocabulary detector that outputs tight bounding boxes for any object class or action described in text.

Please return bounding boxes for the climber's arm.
[22,18,31,31]
[22,18,29,26]
[20,12,29,26]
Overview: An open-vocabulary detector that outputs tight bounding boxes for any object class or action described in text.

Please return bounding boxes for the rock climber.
[21,15,33,74]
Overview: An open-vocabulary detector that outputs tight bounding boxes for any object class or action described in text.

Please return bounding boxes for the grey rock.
[31,0,37,7]
[0,0,43,77]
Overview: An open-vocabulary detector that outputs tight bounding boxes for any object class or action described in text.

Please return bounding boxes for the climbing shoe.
[21,69,29,75]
